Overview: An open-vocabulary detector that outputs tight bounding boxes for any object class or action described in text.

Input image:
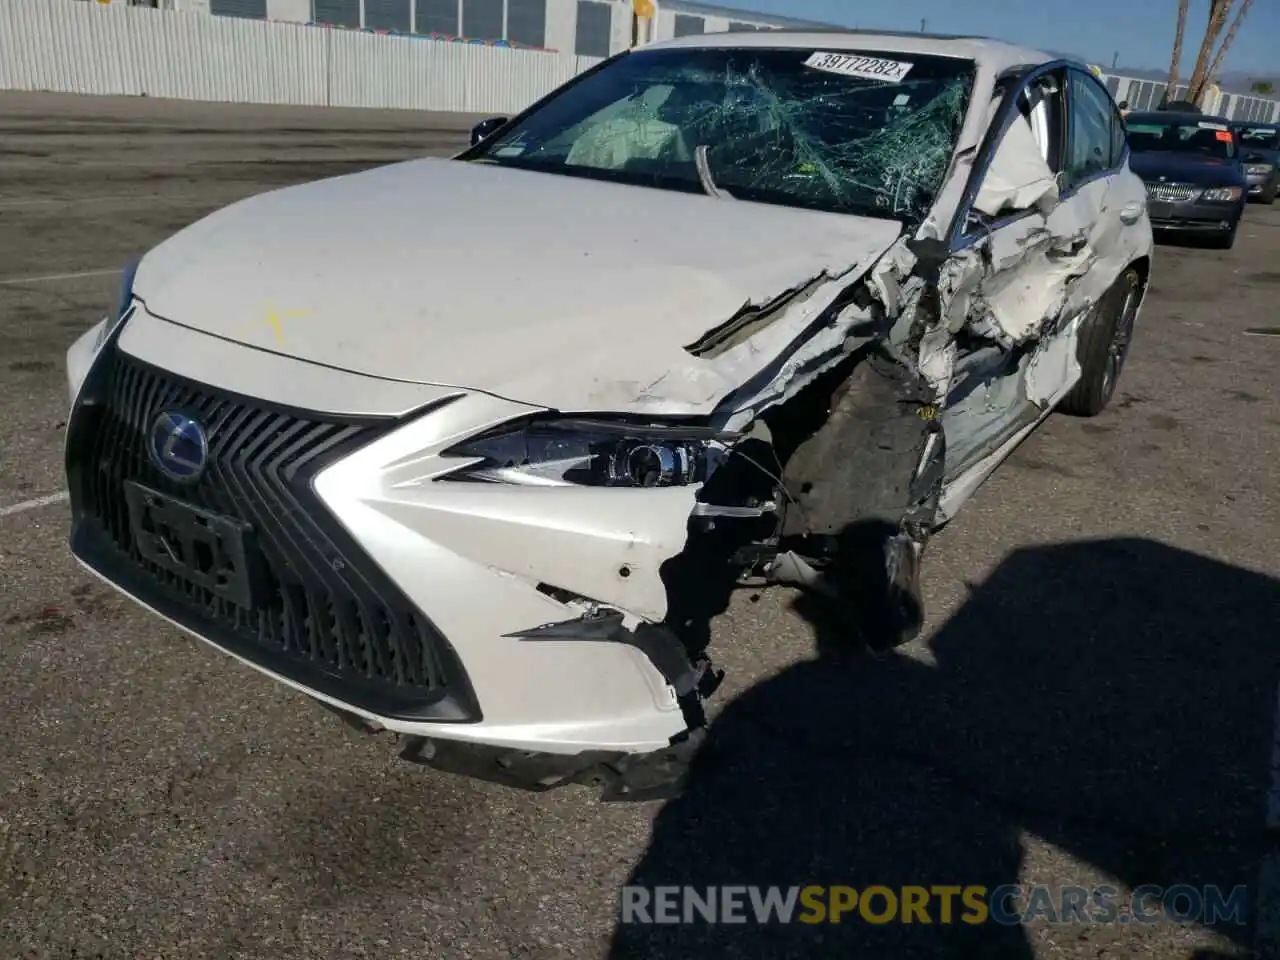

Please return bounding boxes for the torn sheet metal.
[1023,314,1084,408]
[684,275,831,358]
[973,114,1060,218]
[965,225,1093,347]
[850,143,1102,415]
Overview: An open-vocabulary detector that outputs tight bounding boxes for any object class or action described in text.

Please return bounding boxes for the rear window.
[1126,119,1236,160]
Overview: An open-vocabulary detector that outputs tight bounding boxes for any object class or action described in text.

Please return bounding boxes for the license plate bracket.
[123,481,260,608]
[1147,200,1174,218]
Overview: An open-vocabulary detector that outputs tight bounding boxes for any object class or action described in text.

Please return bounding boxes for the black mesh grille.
[66,343,478,722]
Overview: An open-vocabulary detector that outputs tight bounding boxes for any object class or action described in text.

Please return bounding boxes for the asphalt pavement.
[1,91,1277,960]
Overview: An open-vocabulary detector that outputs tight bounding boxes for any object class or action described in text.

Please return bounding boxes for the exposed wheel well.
[1129,255,1151,303]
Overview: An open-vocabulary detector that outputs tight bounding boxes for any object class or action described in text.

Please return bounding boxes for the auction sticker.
[803,51,914,82]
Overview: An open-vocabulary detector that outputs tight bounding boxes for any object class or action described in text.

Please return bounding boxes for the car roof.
[1232,120,1279,129]
[641,30,1057,76]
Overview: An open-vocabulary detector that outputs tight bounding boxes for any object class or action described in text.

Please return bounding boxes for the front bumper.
[64,307,708,779]
[1145,197,1240,233]
[1245,173,1275,198]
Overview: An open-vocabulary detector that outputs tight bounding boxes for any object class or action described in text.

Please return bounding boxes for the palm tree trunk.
[1166,0,1189,101]
[1205,0,1254,92]
[1187,0,1232,104]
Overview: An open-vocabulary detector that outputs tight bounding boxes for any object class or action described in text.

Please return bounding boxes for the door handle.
[1119,201,1144,224]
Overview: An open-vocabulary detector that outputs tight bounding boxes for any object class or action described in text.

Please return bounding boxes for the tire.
[1263,188,1277,206]
[1059,266,1141,418]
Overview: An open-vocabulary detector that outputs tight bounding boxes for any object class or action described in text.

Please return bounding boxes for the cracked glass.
[467,47,976,223]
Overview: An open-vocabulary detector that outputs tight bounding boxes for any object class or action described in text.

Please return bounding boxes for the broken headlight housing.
[1200,186,1243,202]
[441,417,732,488]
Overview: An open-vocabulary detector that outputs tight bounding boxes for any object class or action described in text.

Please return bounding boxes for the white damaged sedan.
[64,31,1153,799]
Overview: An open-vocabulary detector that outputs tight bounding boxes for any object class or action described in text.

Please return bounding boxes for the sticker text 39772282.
[803,52,915,83]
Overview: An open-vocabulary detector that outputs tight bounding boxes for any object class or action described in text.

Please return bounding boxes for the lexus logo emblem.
[149,410,209,483]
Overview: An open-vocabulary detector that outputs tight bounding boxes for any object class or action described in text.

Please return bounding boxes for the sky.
[715,0,1280,76]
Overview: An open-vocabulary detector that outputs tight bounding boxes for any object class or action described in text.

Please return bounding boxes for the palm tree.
[1166,0,1189,101]
[1203,0,1255,95]
[1186,0,1231,104]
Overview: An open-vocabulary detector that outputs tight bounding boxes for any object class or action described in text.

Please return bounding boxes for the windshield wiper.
[695,145,734,201]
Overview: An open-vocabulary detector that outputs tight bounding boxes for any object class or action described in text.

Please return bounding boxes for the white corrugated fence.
[1108,75,1280,124]
[2,0,1279,123]
[0,0,601,113]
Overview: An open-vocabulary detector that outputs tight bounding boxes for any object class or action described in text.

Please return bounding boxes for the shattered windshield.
[1126,118,1237,159]
[467,47,975,223]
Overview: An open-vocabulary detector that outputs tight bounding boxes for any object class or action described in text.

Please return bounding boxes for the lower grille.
[66,342,478,722]
[1145,183,1198,202]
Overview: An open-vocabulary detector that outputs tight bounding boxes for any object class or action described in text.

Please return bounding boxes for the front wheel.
[1059,267,1141,418]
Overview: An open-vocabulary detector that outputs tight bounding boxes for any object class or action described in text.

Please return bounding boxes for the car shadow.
[610,529,1278,958]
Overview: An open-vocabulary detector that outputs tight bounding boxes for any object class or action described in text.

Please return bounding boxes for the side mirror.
[470,117,509,147]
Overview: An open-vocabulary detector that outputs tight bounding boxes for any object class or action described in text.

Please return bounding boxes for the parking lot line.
[0,490,70,518]
[0,192,235,210]
[0,195,153,208]
[0,268,121,286]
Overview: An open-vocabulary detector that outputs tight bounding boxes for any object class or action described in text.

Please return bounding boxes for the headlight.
[1247,164,1274,176]
[440,417,735,487]
[1201,186,1243,201]
[91,258,140,353]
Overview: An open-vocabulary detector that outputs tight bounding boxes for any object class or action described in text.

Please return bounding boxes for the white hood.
[134,157,902,414]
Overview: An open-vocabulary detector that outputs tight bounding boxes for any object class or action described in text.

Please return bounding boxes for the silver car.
[1234,122,1280,204]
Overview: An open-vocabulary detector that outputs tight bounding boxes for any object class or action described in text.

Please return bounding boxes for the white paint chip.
[803,52,914,83]
[0,491,70,518]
